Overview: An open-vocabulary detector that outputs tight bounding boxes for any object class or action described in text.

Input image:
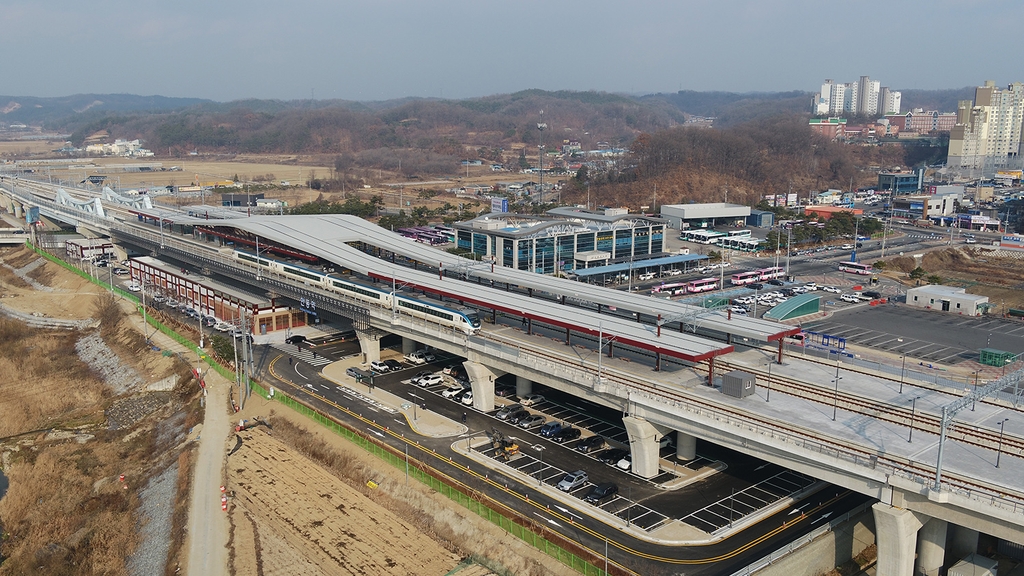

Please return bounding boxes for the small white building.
[906,285,988,316]
[660,203,751,229]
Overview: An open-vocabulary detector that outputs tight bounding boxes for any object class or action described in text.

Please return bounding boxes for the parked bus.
[727,229,752,238]
[838,261,873,275]
[680,230,728,245]
[686,278,719,293]
[651,282,688,296]
[758,266,785,281]
[719,237,763,252]
[730,270,762,286]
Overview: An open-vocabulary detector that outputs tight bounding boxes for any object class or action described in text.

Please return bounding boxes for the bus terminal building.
[453,207,666,273]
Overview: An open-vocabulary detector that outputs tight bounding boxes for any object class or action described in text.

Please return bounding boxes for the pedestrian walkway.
[270,342,333,367]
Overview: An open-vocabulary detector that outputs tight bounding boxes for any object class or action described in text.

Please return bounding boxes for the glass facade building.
[454,208,666,274]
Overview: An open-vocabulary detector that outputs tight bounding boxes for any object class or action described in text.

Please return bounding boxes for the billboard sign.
[490,198,508,213]
[1000,235,1024,251]
[26,206,40,225]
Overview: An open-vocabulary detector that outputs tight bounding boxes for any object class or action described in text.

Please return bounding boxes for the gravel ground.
[106,394,170,430]
[126,461,179,576]
[0,257,57,292]
[76,332,144,394]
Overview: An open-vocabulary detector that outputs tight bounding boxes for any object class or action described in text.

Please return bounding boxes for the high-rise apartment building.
[812,76,898,117]
[947,81,1024,174]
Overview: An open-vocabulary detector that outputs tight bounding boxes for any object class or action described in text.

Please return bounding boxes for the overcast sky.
[4,0,1020,102]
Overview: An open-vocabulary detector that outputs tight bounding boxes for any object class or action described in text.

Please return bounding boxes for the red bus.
[686,278,719,293]
[758,266,785,281]
[730,270,761,286]
[651,282,688,296]
[838,261,872,275]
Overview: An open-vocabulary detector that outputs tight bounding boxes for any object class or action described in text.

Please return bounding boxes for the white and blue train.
[232,249,481,335]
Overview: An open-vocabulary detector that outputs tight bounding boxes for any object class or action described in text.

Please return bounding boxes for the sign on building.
[1000,235,1024,251]
[490,198,509,213]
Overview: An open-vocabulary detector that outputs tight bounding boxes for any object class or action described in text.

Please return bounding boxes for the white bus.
[651,282,689,296]
[686,278,719,293]
[680,230,728,245]
[838,261,872,275]
[758,266,785,281]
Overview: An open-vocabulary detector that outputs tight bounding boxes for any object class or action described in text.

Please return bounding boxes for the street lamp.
[535,444,546,486]
[832,358,842,421]
[908,396,920,443]
[765,359,773,403]
[996,418,1010,468]
[971,370,980,411]
[898,340,906,394]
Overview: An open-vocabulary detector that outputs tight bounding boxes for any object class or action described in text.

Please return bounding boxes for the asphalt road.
[250,338,870,575]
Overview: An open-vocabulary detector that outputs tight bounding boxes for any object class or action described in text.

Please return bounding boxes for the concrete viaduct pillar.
[515,375,532,398]
[871,503,923,576]
[950,525,979,560]
[676,432,697,461]
[463,361,504,413]
[622,416,661,478]
[915,517,947,576]
[401,337,417,356]
[355,330,381,365]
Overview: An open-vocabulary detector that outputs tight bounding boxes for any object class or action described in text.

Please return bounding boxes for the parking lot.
[802,306,1024,364]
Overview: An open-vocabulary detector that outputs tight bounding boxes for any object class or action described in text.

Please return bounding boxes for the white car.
[214,322,232,332]
[728,306,748,315]
[461,391,474,405]
[822,286,842,293]
[840,294,860,303]
[418,373,444,387]
[442,384,466,398]
[803,282,817,290]
[520,393,545,406]
[126,282,141,292]
[369,361,390,373]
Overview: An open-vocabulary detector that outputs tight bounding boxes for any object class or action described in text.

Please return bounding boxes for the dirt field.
[0,247,107,320]
[0,139,59,156]
[227,426,461,576]
[882,246,1024,311]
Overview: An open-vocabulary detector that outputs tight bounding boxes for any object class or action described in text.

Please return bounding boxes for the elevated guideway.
[4,178,1024,575]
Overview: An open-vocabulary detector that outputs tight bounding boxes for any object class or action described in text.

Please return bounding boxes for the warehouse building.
[660,203,751,230]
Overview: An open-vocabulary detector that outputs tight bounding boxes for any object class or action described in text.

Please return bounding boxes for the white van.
[638,272,656,281]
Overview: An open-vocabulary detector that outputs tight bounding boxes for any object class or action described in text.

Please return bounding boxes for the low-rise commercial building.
[906,285,988,316]
[129,256,304,334]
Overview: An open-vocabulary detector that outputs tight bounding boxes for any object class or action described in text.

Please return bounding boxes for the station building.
[129,256,305,334]
[453,207,666,274]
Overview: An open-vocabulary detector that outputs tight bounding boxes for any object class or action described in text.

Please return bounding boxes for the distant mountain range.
[0,94,211,126]
[0,87,980,131]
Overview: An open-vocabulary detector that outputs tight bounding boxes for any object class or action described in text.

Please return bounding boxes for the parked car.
[520,393,545,406]
[151,294,167,304]
[495,385,516,397]
[410,370,432,385]
[557,470,589,492]
[583,482,619,504]
[442,384,467,399]
[383,359,402,371]
[417,374,444,387]
[518,414,546,429]
[404,349,436,364]
[442,364,461,375]
[369,360,389,373]
[345,366,362,378]
[126,282,141,292]
[616,454,633,470]
[284,335,307,345]
[506,409,530,425]
[822,285,842,293]
[780,288,796,297]
[804,282,818,290]
[539,421,563,438]
[461,391,474,405]
[112,268,129,276]
[749,282,764,290]
[862,290,882,299]
[840,294,860,303]
[214,322,232,332]
[576,435,605,454]
[495,404,523,420]
[598,448,629,465]
[767,279,785,286]
[553,427,581,443]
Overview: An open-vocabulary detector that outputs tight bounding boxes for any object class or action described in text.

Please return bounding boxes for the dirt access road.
[185,370,232,576]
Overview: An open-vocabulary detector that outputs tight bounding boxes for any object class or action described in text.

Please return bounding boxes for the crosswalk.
[271,343,333,366]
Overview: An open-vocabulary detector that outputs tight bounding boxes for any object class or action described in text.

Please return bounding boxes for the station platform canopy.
[763,293,821,321]
[573,254,708,278]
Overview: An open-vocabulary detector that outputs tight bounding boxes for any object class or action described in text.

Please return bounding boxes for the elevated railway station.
[3,177,1024,576]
